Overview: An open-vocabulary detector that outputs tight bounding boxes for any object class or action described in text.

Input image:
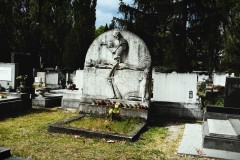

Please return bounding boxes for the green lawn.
[67,116,142,135]
[0,107,187,160]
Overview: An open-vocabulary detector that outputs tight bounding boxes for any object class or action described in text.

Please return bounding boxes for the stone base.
[150,101,203,121]
[204,105,240,120]
[62,98,82,109]
[0,92,32,117]
[178,124,240,159]
[32,94,62,107]
[79,103,148,120]
[121,108,148,120]
[203,120,240,152]
[0,147,11,159]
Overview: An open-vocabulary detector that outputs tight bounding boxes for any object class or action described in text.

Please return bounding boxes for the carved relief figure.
[139,69,150,102]
[100,30,129,98]
[83,29,152,101]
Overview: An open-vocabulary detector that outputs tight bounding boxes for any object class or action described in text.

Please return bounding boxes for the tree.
[62,0,97,70]
[115,0,237,73]
[222,1,240,72]
[95,24,108,38]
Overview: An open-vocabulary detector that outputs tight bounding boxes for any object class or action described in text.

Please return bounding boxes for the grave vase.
[19,82,26,92]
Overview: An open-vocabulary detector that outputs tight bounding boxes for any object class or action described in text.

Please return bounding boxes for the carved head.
[113,30,121,39]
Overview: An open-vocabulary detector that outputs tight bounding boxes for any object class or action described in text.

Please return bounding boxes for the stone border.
[48,114,147,142]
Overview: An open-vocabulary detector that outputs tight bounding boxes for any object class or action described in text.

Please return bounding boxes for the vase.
[19,82,25,92]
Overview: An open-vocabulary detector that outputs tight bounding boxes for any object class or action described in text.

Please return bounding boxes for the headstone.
[83,29,151,101]
[0,63,19,89]
[224,77,240,108]
[152,72,198,103]
[36,72,46,87]
[229,119,240,137]
[46,72,58,85]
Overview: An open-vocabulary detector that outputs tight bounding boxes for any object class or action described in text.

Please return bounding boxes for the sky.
[96,0,133,28]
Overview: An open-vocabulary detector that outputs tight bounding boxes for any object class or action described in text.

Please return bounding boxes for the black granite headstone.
[224,77,240,108]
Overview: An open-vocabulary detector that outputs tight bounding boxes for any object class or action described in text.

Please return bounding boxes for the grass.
[0,107,189,160]
[66,116,142,134]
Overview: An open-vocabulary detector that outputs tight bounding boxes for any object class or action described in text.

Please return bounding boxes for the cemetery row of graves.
[0,30,240,159]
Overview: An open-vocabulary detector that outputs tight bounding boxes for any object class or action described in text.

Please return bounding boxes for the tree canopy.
[0,0,96,71]
[113,0,240,73]
[0,0,239,73]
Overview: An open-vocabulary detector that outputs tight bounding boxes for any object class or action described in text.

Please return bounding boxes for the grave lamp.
[189,90,193,99]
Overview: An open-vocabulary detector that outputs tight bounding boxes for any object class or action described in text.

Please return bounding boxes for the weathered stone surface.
[203,120,240,152]
[46,72,58,85]
[152,72,198,103]
[207,119,237,138]
[0,63,19,89]
[83,29,151,101]
[83,68,146,99]
[75,70,84,92]
[0,93,31,117]
[36,72,46,86]
[85,30,151,70]
[179,123,240,159]
[150,101,203,120]
[229,119,240,137]
[33,94,62,107]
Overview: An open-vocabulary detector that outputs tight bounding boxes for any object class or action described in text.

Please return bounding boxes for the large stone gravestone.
[82,29,151,101]
[224,77,240,108]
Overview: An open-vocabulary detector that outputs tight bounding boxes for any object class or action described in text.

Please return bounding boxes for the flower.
[16,75,28,82]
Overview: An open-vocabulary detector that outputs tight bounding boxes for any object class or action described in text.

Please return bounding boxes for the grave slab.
[178,124,240,160]
[207,119,237,138]
[203,120,240,152]
[229,119,240,137]
[32,94,62,108]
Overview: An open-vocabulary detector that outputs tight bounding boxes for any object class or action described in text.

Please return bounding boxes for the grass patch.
[66,116,142,135]
[0,107,186,160]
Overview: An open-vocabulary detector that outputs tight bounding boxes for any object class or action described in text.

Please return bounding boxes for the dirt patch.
[158,123,185,159]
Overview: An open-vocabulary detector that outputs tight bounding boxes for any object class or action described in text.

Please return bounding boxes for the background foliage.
[0,0,239,73]
[0,0,96,71]
[111,0,240,73]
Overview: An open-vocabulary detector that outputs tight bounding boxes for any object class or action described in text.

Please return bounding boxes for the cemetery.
[0,28,239,159]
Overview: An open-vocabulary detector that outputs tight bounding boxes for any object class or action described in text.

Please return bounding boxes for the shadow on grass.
[149,118,199,126]
[0,107,59,121]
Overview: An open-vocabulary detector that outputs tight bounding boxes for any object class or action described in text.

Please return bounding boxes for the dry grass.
[0,107,205,160]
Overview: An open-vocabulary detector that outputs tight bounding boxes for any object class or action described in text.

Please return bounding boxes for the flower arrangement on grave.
[108,102,121,121]
[16,75,28,92]
[16,75,28,83]
[0,93,7,99]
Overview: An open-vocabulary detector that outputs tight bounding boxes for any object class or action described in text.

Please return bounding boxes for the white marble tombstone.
[82,29,151,101]
[0,63,19,89]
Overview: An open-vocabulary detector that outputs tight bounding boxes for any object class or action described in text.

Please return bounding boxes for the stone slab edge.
[48,114,147,142]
